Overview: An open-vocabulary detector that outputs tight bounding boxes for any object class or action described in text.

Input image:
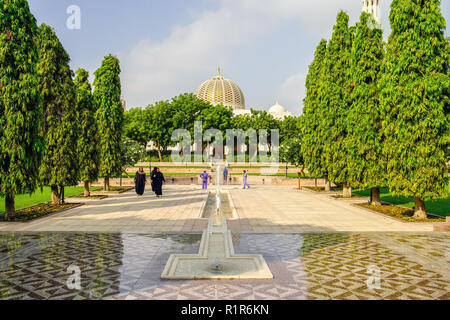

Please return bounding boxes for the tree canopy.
[379,0,449,217]
[75,68,99,189]
[94,54,124,188]
[37,24,79,204]
[0,0,42,218]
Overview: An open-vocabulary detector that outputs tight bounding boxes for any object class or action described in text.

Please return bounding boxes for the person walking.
[150,167,157,192]
[243,170,250,189]
[134,167,147,196]
[223,166,228,185]
[200,170,210,190]
[152,167,165,198]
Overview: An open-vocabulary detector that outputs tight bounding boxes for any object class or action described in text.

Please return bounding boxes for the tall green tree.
[379,0,449,218]
[75,68,99,197]
[0,0,42,219]
[322,11,354,197]
[301,39,328,187]
[147,100,176,162]
[94,55,124,191]
[347,12,386,205]
[37,24,79,205]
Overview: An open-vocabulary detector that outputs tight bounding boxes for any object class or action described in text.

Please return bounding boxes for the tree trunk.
[5,193,16,220]
[414,197,427,219]
[157,141,163,162]
[342,182,352,198]
[84,181,90,197]
[51,185,61,205]
[104,177,110,192]
[370,187,381,206]
[324,178,331,192]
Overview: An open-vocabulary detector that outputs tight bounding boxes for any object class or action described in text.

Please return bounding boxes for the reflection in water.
[0,232,448,300]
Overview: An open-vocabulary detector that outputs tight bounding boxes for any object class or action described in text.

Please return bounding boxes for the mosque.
[195,67,293,120]
[194,0,381,120]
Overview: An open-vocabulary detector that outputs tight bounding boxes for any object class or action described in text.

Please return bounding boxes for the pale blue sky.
[28,0,449,115]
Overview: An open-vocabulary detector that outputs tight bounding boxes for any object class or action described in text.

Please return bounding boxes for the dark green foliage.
[197,104,233,137]
[0,0,42,217]
[75,68,99,184]
[280,116,301,144]
[147,100,176,161]
[347,12,385,190]
[301,39,328,178]
[280,116,302,166]
[321,11,354,184]
[37,24,79,189]
[379,0,449,202]
[171,93,213,138]
[94,54,124,179]
[124,107,152,148]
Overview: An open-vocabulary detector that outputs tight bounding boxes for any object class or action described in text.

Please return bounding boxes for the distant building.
[195,67,293,120]
[362,0,381,25]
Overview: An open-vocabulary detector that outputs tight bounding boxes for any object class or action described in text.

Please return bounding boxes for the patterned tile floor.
[0,232,448,300]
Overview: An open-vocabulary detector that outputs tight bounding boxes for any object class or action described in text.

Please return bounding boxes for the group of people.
[134,166,251,197]
[134,167,165,197]
[200,167,250,190]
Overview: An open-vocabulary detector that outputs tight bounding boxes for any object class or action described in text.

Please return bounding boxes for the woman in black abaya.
[134,167,147,196]
[152,167,165,197]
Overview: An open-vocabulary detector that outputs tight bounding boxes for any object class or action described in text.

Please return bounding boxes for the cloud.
[275,72,307,116]
[120,0,383,109]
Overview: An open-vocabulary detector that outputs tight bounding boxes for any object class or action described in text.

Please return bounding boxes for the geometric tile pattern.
[0,232,448,300]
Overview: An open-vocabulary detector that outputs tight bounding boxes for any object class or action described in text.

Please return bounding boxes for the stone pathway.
[228,187,433,232]
[0,187,208,233]
[0,186,434,232]
[0,232,448,300]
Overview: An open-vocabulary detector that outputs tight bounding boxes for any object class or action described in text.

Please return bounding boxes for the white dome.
[269,102,287,114]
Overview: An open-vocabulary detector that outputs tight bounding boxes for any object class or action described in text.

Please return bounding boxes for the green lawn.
[353,188,450,217]
[0,187,90,214]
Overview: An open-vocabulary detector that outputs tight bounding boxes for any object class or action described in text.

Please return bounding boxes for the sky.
[28,0,450,116]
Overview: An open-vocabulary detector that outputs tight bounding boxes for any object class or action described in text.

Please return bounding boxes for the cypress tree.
[321,11,354,197]
[0,0,42,219]
[75,68,99,196]
[379,0,449,218]
[94,55,123,191]
[37,24,79,205]
[301,39,329,189]
[347,12,385,205]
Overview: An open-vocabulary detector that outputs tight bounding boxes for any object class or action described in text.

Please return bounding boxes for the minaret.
[362,0,381,25]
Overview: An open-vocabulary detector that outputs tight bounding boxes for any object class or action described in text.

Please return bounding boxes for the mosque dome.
[269,102,288,114]
[195,67,245,110]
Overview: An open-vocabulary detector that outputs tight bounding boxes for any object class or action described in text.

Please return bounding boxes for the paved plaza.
[0,185,448,300]
[0,186,434,233]
[0,232,448,300]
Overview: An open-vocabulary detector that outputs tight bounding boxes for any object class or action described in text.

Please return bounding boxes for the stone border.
[350,202,443,224]
[302,187,340,195]
[91,187,134,195]
[1,203,84,223]
[226,190,239,220]
[328,195,369,202]
[68,194,108,201]
[197,192,209,219]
